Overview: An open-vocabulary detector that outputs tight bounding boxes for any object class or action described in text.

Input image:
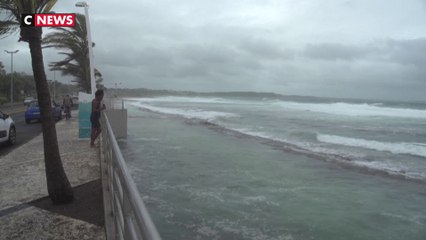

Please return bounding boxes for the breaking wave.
[317,134,426,158]
[272,101,426,119]
[131,102,237,121]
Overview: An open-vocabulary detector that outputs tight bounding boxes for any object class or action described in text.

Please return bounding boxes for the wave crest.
[317,134,426,158]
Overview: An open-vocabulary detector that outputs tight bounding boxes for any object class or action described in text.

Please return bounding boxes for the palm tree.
[43,13,102,93]
[0,0,73,203]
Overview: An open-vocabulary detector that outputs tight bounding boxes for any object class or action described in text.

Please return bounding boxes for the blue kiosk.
[78,92,93,139]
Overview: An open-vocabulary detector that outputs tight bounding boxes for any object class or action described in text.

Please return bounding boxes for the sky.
[1,0,426,102]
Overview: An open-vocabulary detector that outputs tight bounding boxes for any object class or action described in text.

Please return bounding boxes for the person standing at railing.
[90,89,106,147]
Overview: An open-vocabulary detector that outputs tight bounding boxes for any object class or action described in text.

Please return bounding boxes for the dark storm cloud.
[303,43,369,61]
[302,38,426,68]
[2,0,426,101]
[175,43,266,78]
[178,44,238,65]
[239,38,295,61]
[384,38,426,66]
[97,47,173,68]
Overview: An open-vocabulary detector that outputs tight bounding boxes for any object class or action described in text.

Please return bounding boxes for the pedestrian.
[90,89,106,147]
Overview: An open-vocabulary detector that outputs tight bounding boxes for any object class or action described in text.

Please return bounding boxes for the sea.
[116,93,426,240]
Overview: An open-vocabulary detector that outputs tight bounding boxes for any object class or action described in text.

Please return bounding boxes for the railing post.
[100,112,162,240]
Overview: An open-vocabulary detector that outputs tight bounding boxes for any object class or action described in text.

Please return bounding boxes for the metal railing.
[101,112,161,240]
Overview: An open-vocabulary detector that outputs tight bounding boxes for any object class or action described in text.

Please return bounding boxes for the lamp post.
[4,50,19,104]
[48,79,56,101]
[76,1,96,96]
[53,70,56,99]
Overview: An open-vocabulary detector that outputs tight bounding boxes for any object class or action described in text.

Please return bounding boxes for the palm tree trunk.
[27,28,74,204]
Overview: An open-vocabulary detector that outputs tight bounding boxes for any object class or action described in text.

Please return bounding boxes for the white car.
[0,110,16,145]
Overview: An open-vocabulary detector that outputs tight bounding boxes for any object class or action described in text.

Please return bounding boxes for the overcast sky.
[1,0,426,101]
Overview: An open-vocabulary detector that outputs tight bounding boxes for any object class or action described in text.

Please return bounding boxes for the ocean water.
[118,94,426,240]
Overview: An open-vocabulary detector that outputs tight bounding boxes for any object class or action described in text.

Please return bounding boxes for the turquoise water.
[119,100,426,240]
[128,96,426,180]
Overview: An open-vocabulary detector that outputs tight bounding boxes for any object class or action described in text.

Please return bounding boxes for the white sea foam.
[380,212,425,225]
[317,134,426,158]
[214,219,294,240]
[130,96,426,119]
[187,189,225,203]
[226,127,426,179]
[243,195,280,207]
[229,127,345,155]
[272,101,426,119]
[229,127,288,142]
[351,160,426,179]
[131,102,237,121]
[196,226,218,237]
[128,96,236,104]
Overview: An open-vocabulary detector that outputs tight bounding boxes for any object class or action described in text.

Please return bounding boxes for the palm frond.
[0,0,19,37]
[43,12,102,92]
[39,0,58,13]
[0,20,19,38]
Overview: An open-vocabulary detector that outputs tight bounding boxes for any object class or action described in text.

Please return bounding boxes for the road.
[0,111,43,157]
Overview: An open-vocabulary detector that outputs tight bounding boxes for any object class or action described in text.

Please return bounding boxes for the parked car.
[25,100,63,124]
[23,96,35,106]
[0,110,16,145]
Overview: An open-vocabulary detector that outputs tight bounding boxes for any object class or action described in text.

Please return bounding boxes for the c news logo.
[21,14,75,27]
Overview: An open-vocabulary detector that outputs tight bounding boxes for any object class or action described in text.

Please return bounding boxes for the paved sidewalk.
[0,112,106,240]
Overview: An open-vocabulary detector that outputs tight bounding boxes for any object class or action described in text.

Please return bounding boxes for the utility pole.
[53,70,56,99]
[4,50,19,104]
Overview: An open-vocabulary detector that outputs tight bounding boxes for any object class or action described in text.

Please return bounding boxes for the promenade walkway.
[0,112,105,240]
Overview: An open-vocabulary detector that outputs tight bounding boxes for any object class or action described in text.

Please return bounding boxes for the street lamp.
[48,79,56,101]
[4,50,19,104]
[76,1,96,96]
[52,70,56,99]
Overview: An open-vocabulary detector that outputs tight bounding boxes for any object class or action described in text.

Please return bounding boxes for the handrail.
[101,111,161,240]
